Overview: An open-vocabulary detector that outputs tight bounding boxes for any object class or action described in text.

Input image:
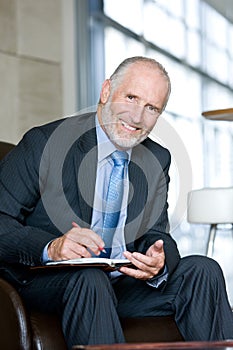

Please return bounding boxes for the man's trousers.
[14,255,233,349]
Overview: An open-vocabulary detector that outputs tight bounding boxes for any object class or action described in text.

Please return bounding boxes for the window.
[87,0,233,304]
[89,0,233,240]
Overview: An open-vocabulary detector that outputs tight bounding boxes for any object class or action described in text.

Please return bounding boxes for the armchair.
[0,141,183,349]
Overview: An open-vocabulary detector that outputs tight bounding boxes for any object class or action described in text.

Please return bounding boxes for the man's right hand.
[47,224,105,261]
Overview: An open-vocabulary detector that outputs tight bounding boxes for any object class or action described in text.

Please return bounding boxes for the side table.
[73,340,233,350]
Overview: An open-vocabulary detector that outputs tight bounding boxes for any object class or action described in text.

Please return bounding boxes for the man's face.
[98,62,169,150]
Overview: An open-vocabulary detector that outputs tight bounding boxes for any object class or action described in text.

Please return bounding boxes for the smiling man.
[0,56,233,349]
[98,58,170,150]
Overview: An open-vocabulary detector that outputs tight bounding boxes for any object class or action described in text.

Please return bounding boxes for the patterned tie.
[100,150,128,258]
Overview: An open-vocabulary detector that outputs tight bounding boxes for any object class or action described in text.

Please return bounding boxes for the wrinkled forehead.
[117,62,169,91]
[130,61,167,79]
[116,63,169,98]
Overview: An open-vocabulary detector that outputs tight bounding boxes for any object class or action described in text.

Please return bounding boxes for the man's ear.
[100,79,111,104]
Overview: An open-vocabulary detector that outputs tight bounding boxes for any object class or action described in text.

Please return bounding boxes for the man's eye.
[127,95,135,101]
[146,105,160,115]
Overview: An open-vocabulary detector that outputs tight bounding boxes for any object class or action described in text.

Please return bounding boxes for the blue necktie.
[100,150,128,258]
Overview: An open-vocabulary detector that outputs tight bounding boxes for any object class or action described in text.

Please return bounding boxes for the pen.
[72,221,107,254]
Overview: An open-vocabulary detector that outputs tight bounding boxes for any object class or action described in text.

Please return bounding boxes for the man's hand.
[47,223,105,261]
[119,240,165,280]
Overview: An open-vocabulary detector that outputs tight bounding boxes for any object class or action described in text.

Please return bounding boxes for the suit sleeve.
[0,128,55,266]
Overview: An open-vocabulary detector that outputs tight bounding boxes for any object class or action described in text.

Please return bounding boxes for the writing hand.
[119,240,165,280]
[47,223,105,261]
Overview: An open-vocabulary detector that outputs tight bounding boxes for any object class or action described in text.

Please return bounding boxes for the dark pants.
[16,255,233,349]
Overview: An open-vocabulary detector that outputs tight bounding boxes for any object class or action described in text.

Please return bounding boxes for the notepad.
[45,257,132,270]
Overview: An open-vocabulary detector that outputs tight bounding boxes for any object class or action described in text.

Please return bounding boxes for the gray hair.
[109,56,171,111]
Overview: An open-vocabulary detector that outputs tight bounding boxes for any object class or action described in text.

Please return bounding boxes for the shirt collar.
[95,115,131,162]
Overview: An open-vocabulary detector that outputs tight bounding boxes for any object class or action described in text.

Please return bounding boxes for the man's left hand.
[119,240,165,280]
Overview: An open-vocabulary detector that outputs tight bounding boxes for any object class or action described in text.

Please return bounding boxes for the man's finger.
[147,239,164,255]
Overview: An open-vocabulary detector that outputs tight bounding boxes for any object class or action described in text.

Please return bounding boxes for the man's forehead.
[122,63,166,82]
[119,65,168,90]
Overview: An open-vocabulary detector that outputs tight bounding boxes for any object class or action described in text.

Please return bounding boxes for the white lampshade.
[187,187,233,224]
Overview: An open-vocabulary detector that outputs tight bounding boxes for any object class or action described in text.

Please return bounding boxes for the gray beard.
[100,104,149,150]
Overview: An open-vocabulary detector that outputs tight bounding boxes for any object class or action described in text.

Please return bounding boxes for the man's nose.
[131,104,144,123]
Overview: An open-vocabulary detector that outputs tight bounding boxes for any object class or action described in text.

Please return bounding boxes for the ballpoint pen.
[72,221,107,254]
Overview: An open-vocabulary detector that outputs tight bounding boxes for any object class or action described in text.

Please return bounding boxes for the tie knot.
[111,150,128,166]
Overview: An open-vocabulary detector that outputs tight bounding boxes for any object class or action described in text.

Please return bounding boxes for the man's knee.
[178,255,224,281]
[63,268,112,298]
[76,268,109,282]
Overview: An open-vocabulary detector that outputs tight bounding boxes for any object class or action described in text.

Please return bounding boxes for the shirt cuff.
[146,265,168,288]
[41,241,53,264]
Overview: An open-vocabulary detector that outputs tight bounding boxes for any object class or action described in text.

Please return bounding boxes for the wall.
[0,0,63,144]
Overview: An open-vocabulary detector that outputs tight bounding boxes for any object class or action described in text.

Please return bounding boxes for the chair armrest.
[0,278,31,350]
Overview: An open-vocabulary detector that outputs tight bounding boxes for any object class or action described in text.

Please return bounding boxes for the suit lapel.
[73,114,98,227]
[125,145,148,247]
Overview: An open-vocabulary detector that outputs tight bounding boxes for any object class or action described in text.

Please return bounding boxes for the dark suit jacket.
[0,112,180,284]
